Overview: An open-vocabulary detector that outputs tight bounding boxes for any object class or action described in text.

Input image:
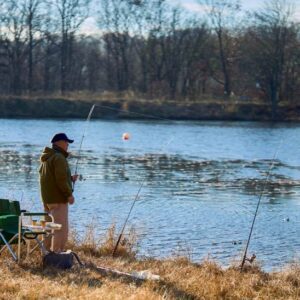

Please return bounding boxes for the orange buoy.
[122,132,130,140]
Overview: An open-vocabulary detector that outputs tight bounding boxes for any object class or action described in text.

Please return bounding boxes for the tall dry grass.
[68,223,138,259]
[0,224,300,299]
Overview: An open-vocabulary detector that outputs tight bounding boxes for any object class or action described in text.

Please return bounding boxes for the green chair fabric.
[0,199,20,246]
[0,199,11,216]
[9,201,21,216]
[0,215,19,244]
[0,198,49,261]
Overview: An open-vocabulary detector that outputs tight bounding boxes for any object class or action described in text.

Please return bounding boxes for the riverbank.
[0,95,299,121]
[2,255,300,299]
[1,226,300,299]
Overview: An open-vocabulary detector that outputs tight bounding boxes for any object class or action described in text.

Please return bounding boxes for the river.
[0,119,299,270]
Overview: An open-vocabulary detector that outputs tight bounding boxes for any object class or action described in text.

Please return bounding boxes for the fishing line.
[103,108,266,258]
[240,138,284,271]
[72,103,178,256]
[90,103,177,121]
[76,103,272,260]
[72,104,96,191]
[74,102,176,182]
[112,135,175,256]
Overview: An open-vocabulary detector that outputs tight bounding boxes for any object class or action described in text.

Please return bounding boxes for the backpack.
[43,250,83,269]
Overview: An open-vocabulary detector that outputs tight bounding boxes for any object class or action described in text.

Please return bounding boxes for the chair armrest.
[22,212,49,217]
[21,212,54,223]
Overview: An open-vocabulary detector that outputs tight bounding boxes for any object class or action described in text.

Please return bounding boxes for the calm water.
[0,119,300,270]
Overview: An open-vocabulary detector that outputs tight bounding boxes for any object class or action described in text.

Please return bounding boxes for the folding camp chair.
[0,199,54,262]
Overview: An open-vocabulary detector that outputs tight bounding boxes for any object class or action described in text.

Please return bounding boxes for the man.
[39,133,78,252]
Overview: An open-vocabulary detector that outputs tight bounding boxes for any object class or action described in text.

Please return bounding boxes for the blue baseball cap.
[51,133,74,144]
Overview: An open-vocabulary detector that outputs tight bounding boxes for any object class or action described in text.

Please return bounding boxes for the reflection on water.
[0,119,300,270]
[2,149,299,194]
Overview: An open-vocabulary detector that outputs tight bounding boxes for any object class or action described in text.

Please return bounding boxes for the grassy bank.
[1,226,300,299]
[0,94,299,121]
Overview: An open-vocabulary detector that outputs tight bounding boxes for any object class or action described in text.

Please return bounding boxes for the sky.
[171,0,300,20]
[80,0,300,35]
[171,0,299,12]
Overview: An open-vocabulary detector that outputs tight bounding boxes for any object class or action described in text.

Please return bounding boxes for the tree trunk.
[28,11,33,93]
[61,33,68,94]
[217,30,231,98]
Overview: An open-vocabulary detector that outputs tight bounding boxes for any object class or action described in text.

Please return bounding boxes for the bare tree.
[0,0,299,109]
[125,0,152,93]
[198,0,241,98]
[24,0,44,93]
[40,2,60,93]
[0,0,28,94]
[98,0,138,91]
[180,24,212,99]
[54,0,91,94]
[246,0,299,118]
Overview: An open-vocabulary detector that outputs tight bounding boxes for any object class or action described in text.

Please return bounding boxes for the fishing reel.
[245,254,256,264]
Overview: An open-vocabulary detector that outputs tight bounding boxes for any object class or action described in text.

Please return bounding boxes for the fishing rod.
[72,104,96,191]
[112,135,175,256]
[69,103,177,256]
[240,139,283,271]
[112,179,145,257]
[73,102,174,181]
[72,102,175,191]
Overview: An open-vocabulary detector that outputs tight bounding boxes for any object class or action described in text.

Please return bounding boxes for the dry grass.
[68,223,138,259]
[2,92,298,121]
[1,91,265,104]
[1,225,300,299]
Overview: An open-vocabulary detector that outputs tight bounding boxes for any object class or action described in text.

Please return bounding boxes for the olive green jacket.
[39,146,72,204]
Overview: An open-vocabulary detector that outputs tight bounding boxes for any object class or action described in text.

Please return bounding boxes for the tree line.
[0,0,299,113]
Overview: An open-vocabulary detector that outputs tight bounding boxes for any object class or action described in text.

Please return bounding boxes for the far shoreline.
[0,95,299,121]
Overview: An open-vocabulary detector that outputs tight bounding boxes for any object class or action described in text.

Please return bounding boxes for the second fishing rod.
[73,103,177,256]
[240,138,284,271]
[112,135,175,256]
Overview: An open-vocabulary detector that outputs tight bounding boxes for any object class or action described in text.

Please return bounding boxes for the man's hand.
[71,174,79,183]
[68,195,75,205]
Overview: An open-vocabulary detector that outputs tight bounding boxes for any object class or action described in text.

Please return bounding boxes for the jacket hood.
[40,145,68,162]
[40,147,56,162]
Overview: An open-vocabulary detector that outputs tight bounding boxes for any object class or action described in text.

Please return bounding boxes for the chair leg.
[48,214,55,251]
[0,232,18,261]
[31,237,47,255]
[25,233,50,256]
[28,238,44,254]
[18,216,22,263]
[26,239,31,259]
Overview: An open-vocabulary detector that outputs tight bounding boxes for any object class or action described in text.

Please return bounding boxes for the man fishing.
[39,133,78,252]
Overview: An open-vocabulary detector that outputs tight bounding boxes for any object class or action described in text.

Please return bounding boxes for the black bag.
[43,250,83,269]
